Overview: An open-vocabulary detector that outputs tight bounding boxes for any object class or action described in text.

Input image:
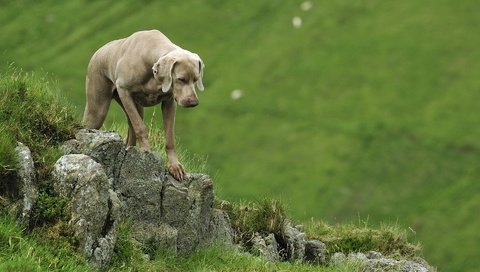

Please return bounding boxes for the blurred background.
[1,1,479,271]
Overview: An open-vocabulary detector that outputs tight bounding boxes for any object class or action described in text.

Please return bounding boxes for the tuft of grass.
[0,68,81,226]
[0,67,80,179]
[305,220,420,260]
[31,190,70,226]
[109,220,138,269]
[0,129,17,172]
[0,68,80,162]
[0,215,89,272]
[218,199,287,245]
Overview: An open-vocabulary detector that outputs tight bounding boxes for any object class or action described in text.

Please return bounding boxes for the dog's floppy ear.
[153,55,176,93]
[194,53,205,91]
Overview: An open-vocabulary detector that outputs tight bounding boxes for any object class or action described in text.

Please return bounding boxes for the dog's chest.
[132,80,165,107]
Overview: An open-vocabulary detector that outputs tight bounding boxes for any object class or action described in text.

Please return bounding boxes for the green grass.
[0,67,387,271]
[0,206,422,272]
[305,220,419,260]
[0,70,422,270]
[1,1,480,271]
[0,68,80,224]
[0,68,80,177]
[1,213,371,272]
[218,199,287,245]
[0,215,90,271]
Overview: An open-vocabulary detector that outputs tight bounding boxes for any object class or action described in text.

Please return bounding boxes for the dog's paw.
[168,162,185,181]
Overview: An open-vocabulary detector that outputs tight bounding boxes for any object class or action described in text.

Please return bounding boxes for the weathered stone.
[61,129,125,182]
[132,222,178,256]
[91,189,121,267]
[204,209,234,246]
[348,252,368,261]
[264,233,280,261]
[305,240,327,265]
[411,257,434,272]
[173,174,214,254]
[52,154,112,266]
[116,146,164,185]
[49,130,240,267]
[162,179,190,228]
[185,174,214,240]
[331,251,431,272]
[14,142,37,225]
[330,252,347,265]
[118,177,163,224]
[366,250,383,259]
[252,233,279,262]
[283,220,306,261]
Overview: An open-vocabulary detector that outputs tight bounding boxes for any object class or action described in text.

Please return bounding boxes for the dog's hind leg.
[83,73,113,129]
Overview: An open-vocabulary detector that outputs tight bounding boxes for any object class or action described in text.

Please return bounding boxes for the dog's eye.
[177,78,187,84]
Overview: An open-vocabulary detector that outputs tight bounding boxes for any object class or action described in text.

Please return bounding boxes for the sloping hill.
[1,1,479,271]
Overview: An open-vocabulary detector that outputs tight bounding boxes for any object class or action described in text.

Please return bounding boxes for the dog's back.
[88,30,178,83]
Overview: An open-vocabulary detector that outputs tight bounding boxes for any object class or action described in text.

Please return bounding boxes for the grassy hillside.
[1,1,479,271]
[0,70,424,271]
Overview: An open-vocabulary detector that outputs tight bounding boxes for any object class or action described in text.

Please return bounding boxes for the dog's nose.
[184,99,198,108]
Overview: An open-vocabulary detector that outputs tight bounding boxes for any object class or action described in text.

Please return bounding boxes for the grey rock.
[116,146,164,186]
[185,174,214,244]
[161,173,215,254]
[366,250,383,259]
[91,189,121,267]
[330,252,347,265]
[363,258,429,272]
[204,209,234,246]
[264,233,280,261]
[52,154,115,267]
[331,251,431,272]
[411,257,435,272]
[305,240,327,265]
[348,252,368,261]
[251,233,279,262]
[61,129,125,182]
[283,220,306,261]
[14,142,37,225]
[161,177,190,228]
[401,261,430,272]
[132,222,178,256]
[60,131,230,257]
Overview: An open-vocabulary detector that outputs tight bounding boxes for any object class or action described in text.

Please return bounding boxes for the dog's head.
[152,49,204,107]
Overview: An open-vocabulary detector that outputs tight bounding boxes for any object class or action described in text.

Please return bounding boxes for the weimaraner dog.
[83,30,204,181]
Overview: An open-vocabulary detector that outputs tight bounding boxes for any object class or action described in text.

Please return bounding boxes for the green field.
[1,1,479,271]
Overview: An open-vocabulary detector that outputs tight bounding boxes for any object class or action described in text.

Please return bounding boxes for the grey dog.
[83,30,205,181]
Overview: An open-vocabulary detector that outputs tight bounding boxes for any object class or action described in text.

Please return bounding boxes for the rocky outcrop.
[283,221,307,261]
[246,221,432,271]
[7,130,434,271]
[14,142,38,225]
[251,233,280,262]
[249,221,328,265]
[305,239,327,265]
[53,129,233,267]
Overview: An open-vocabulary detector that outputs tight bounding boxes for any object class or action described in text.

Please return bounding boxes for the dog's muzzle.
[182,98,199,108]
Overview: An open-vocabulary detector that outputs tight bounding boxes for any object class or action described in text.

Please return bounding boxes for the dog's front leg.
[117,87,150,150]
[162,97,185,181]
